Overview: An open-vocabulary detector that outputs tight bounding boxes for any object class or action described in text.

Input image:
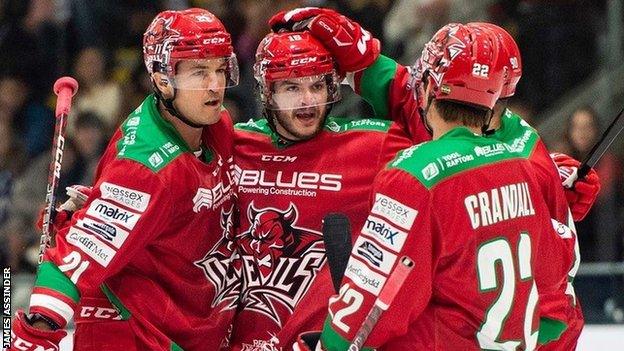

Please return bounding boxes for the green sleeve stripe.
[538,317,568,344]
[320,316,375,351]
[171,342,185,351]
[101,284,132,320]
[34,262,80,303]
[358,55,398,119]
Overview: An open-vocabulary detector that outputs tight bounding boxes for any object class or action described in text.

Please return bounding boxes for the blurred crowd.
[0,0,621,273]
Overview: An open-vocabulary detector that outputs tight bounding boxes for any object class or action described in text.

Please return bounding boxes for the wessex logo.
[371,193,417,229]
[100,182,151,212]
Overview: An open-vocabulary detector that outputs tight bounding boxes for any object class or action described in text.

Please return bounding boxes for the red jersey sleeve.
[28,159,173,328]
[320,168,434,350]
[352,55,431,144]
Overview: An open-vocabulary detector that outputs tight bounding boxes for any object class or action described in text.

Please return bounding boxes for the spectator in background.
[119,63,153,124]
[0,75,54,159]
[0,0,63,99]
[73,112,107,184]
[2,137,85,272]
[497,0,601,113]
[553,106,622,262]
[71,46,123,134]
[0,121,26,268]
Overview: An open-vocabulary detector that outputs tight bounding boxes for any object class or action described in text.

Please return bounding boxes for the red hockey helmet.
[143,8,238,89]
[420,23,504,110]
[254,31,340,110]
[468,22,522,98]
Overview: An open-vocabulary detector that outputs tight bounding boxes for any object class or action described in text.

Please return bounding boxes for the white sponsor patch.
[361,215,408,253]
[353,236,397,274]
[371,193,418,229]
[551,218,574,239]
[86,199,140,229]
[77,217,129,249]
[100,182,151,212]
[344,258,387,295]
[66,227,116,267]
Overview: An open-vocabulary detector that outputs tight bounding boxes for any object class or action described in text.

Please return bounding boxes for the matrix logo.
[86,199,140,229]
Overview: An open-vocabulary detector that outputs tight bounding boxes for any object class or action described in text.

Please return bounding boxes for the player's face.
[569,110,598,152]
[156,58,228,125]
[271,76,329,141]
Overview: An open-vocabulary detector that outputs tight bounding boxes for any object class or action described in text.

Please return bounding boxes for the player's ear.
[153,72,174,98]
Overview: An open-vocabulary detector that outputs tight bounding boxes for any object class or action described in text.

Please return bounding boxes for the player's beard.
[274,106,327,141]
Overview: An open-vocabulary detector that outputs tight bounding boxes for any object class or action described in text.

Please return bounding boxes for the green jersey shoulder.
[493,109,540,145]
[389,126,540,189]
[234,116,392,136]
[116,94,190,172]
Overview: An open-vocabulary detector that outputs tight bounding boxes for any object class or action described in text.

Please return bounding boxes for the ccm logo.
[261,155,297,162]
[80,306,122,320]
[291,57,317,65]
[203,37,226,44]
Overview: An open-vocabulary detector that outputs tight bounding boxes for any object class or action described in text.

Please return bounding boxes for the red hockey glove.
[551,153,600,221]
[35,185,92,232]
[8,310,67,351]
[269,7,380,73]
[293,331,325,351]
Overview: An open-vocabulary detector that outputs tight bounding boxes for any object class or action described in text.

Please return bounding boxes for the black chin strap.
[153,86,204,129]
[481,109,495,135]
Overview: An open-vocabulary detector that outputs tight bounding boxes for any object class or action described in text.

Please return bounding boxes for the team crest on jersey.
[194,205,241,310]
[198,201,325,325]
[237,202,325,325]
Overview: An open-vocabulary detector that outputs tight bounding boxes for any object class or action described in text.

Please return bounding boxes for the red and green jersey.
[29,94,238,350]
[320,127,573,350]
[492,110,583,347]
[225,116,412,350]
[357,54,582,347]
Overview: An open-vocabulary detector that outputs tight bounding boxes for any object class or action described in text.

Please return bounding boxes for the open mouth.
[294,109,317,124]
[204,98,221,107]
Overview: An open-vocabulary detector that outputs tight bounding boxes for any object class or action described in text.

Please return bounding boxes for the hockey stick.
[322,213,353,293]
[348,256,414,351]
[563,106,624,188]
[38,77,79,264]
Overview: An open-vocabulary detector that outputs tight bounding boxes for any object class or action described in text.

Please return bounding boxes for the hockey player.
[295,23,573,351]
[219,30,423,350]
[9,8,240,351]
[466,22,597,349]
[270,9,600,347]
